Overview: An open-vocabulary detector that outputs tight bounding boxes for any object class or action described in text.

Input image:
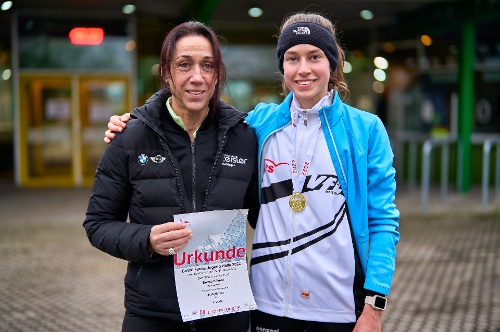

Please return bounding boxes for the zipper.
[284,212,296,317]
[296,111,308,163]
[143,112,245,214]
[133,264,143,290]
[201,115,245,211]
[191,141,196,211]
[285,110,309,317]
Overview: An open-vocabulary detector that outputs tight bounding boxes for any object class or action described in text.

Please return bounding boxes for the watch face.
[374,296,387,309]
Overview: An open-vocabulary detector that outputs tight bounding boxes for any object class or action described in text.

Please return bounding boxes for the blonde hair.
[278,12,349,100]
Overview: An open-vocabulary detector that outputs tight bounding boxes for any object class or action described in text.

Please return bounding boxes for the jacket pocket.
[126,263,177,299]
[133,265,144,290]
[124,262,142,292]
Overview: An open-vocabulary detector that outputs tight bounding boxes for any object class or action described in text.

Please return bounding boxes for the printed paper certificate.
[173,209,257,322]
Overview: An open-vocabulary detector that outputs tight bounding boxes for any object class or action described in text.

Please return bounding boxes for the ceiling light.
[125,40,136,51]
[1,1,13,11]
[248,7,263,18]
[382,42,395,53]
[122,4,136,14]
[372,81,385,94]
[420,35,433,46]
[360,10,373,20]
[373,68,386,81]
[343,61,352,74]
[2,69,11,80]
[374,57,389,70]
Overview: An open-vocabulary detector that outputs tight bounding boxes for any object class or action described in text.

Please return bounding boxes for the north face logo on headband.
[293,27,310,35]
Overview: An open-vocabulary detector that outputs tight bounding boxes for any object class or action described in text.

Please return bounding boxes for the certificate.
[173,209,257,322]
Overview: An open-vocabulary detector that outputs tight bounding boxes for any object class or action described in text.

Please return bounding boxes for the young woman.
[84,21,259,332]
[246,13,399,332]
[105,12,400,332]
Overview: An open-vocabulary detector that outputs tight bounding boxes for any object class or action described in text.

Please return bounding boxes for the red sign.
[69,27,104,45]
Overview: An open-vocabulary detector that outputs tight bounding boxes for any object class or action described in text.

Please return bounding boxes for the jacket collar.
[274,93,294,128]
[320,90,343,127]
[277,91,343,128]
[131,89,246,140]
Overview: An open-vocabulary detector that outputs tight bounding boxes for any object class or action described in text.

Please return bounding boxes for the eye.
[202,62,214,71]
[286,56,297,63]
[311,55,320,61]
[176,62,191,71]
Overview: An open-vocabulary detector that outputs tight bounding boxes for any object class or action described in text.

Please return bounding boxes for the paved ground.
[0,181,499,331]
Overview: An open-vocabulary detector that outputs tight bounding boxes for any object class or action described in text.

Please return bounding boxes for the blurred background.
[0,0,499,202]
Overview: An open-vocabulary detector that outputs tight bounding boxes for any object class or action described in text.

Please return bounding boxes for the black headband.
[277,22,339,74]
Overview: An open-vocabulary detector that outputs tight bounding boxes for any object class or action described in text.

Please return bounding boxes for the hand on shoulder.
[104,113,132,144]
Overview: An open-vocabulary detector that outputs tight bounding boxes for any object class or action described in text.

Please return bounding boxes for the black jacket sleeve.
[83,137,154,263]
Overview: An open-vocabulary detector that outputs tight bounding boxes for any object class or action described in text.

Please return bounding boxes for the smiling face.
[282,43,331,109]
[167,35,217,117]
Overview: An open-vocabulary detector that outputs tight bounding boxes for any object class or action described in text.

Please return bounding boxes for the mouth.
[187,90,204,95]
[295,80,316,86]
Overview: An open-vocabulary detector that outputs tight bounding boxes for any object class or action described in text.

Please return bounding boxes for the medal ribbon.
[291,103,321,196]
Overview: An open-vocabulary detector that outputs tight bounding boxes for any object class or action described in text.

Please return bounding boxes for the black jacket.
[84,89,259,320]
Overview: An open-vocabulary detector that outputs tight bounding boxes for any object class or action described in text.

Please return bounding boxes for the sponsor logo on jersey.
[265,158,289,173]
[222,153,247,168]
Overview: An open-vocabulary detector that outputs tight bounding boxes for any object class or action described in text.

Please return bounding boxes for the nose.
[190,65,204,83]
[297,59,311,75]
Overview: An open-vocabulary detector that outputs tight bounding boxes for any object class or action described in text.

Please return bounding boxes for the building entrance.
[19,73,129,187]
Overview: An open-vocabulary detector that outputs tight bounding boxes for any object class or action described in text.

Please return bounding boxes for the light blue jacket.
[246,91,400,295]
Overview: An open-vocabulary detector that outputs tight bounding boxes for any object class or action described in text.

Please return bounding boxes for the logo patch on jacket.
[138,154,166,165]
[150,155,166,163]
[222,153,247,168]
[138,154,148,165]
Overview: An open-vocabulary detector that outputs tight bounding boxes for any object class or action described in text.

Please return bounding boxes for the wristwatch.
[364,295,387,311]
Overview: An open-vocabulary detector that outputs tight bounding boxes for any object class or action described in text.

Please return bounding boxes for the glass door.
[19,75,73,186]
[79,76,129,185]
[18,74,130,186]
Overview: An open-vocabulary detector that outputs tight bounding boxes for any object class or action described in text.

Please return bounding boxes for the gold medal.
[289,192,306,212]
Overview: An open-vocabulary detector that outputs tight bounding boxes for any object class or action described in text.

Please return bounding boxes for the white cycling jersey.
[250,93,359,323]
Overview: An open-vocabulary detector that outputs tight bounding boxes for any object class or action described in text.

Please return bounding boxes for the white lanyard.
[289,104,321,212]
[288,92,333,212]
[291,104,321,195]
